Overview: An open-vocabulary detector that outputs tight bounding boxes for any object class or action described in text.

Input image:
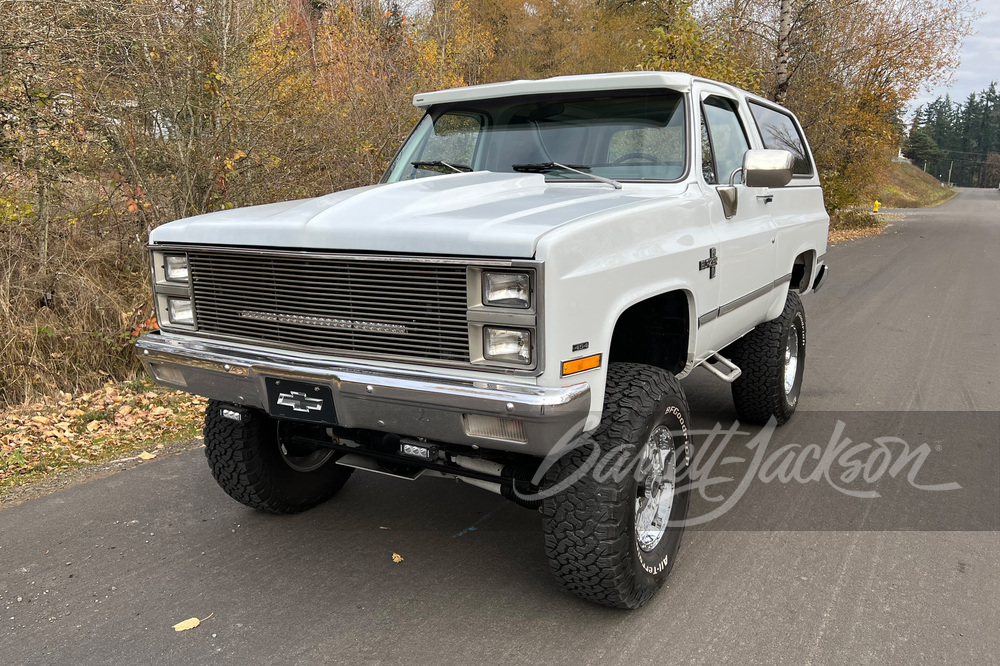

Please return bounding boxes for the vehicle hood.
[149,171,666,258]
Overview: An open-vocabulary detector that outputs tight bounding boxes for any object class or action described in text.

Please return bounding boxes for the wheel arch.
[765,248,817,321]
[790,248,818,295]
[607,288,695,378]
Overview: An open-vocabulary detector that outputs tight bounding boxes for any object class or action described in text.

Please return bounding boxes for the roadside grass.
[0,379,206,495]
[878,161,957,208]
[827,159,958,245]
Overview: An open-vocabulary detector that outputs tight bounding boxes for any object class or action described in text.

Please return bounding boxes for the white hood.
[149,171,663,258]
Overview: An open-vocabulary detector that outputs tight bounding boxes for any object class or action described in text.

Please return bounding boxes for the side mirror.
[742,149,794,188]
[716,149,795,219]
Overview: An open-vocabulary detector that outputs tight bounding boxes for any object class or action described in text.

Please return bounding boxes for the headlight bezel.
[468,266,540,371]
[150,249,197,331]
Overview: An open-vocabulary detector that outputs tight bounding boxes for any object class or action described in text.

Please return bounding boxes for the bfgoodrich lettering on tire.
[541,363,692,609]
[727,291,807,426]
[203,401,352,514]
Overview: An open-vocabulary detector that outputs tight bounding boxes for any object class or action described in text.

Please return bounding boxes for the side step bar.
[700,352,742,383]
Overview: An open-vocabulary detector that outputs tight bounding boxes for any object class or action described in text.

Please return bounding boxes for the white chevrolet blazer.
[138,71,829,608]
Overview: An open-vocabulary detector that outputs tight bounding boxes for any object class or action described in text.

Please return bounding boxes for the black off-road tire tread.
[203,401,351,514]
[727,291,805,426]
[541,363,688,609]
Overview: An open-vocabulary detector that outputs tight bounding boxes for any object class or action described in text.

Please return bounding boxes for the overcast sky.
[910,2,999,113]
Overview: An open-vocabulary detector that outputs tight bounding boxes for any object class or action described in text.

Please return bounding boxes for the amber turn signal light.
[561,353,602,377]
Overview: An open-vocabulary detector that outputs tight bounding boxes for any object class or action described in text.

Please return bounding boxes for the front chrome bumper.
[135,332,591,456]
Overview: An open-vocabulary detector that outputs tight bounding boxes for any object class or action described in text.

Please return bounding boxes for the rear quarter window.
[748,102,813,176]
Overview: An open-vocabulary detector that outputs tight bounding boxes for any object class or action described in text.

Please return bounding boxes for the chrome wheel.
[635,425,678,552]
[277,424,335,472]
[784,321,801,398]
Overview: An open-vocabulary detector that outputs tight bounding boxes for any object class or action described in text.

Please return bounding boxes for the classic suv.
[137,72,829,609]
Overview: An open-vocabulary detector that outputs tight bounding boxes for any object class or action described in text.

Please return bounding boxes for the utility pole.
[947,160,954,186]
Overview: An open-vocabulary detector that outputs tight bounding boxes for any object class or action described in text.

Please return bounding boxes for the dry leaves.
[391,553,404,563]
[0,381,207,493]
[828,225,886,244]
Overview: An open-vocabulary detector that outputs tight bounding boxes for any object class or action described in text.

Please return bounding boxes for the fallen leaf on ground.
[138,451,156,460]
[391,552,404,563]
[173,618,201,632]
[173,612,213,632]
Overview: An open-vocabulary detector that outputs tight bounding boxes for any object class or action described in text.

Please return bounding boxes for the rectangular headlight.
[164,254,189,283]
[167,297,194,325]
[483,327,531,365]
[483,272,530,309]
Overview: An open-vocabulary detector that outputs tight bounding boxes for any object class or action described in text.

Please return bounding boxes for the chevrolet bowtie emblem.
[276,391,324,413]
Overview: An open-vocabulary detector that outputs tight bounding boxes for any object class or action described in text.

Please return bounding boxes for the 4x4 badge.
[277,391,324,413]
[699,247,718,279]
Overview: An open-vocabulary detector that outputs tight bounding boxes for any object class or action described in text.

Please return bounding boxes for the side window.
[702,96,750,185]
[749,102,812,176]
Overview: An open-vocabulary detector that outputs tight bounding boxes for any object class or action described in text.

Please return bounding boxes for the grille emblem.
[277,391,324,413]
[239,310,408,335]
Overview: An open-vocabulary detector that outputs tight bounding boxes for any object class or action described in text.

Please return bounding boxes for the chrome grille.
[187,250,470,363]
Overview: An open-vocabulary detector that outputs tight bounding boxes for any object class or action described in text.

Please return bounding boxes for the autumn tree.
[693,0,976,210]
[636,0,764,92]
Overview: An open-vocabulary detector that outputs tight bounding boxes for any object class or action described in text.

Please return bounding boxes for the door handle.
[757,195,774,204]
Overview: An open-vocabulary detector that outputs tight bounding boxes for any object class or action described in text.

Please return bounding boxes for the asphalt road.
[2,189,998,665]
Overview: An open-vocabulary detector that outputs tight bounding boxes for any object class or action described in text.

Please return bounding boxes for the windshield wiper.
[511,162,622,190]
[411,160,472,174]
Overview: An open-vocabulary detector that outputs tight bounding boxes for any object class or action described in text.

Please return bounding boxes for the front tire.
[727,291,806,425]
[541,363,692,609]
[203,401,352,514]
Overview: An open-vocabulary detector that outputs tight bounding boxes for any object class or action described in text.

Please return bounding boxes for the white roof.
[413,72,695,109]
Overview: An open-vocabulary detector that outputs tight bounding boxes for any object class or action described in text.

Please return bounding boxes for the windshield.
[382,90,687,184]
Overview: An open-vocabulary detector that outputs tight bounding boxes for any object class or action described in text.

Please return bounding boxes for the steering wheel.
[611,152,664,166]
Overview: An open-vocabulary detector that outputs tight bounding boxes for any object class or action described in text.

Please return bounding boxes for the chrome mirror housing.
[742,149,795,188]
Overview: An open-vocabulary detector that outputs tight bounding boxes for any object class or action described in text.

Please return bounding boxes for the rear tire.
[541,363,692,609]
[727,291,806,425]
[203,401,352,514]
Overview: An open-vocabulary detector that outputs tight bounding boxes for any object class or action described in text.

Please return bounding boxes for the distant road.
[1,188,998,664]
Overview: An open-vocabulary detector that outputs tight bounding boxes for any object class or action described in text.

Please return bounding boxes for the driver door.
[696,88,777,351]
